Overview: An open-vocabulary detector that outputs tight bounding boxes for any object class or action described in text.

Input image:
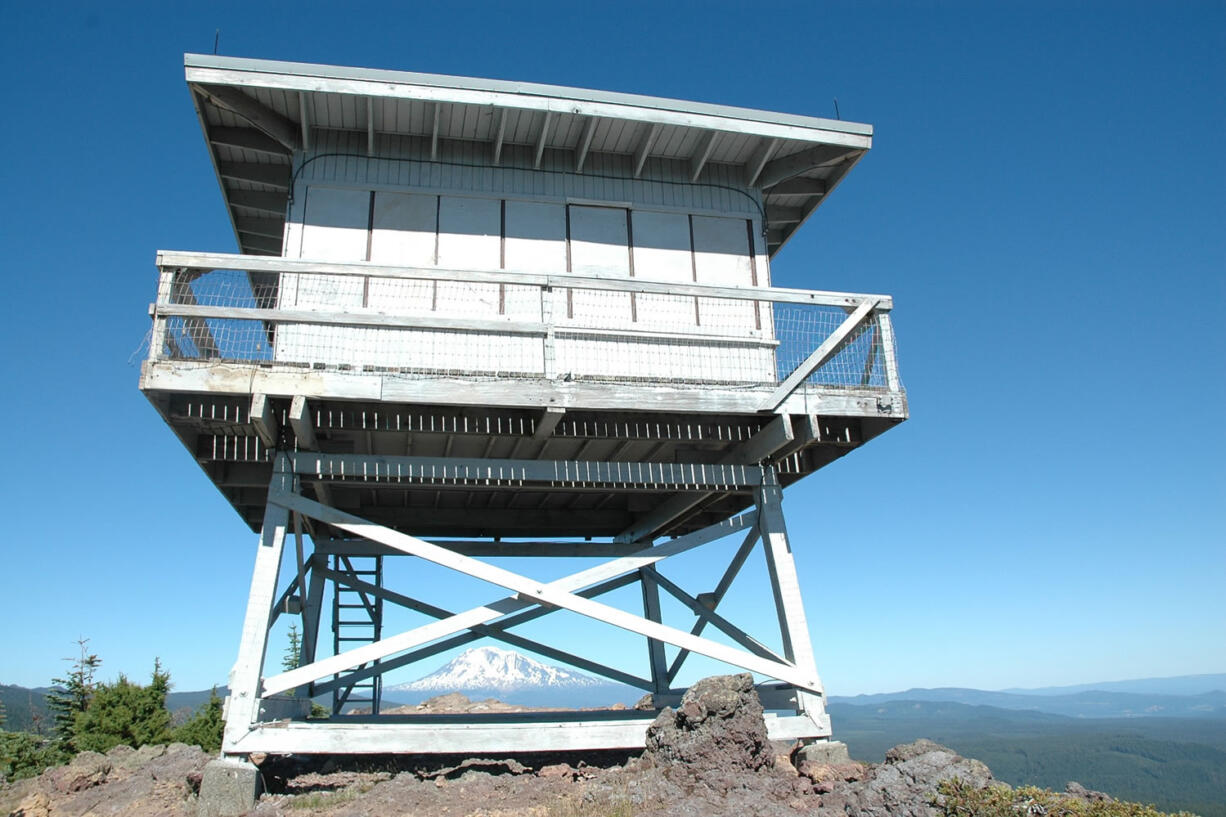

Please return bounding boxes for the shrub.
[934,778,1200,817]
[0,731,68,783]
[171,689,224,754]
[71,661,171,754]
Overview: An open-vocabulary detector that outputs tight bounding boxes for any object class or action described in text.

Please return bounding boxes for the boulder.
[643,673,773,778]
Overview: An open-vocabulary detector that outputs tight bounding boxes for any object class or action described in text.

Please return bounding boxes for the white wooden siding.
[274,132,775,382]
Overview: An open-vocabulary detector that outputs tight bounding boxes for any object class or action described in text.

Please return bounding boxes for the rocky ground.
[0,675,1132,817]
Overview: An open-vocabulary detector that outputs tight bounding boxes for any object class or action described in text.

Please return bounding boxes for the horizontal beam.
[230,713,829,753]
[155,302,548,336]
[315,539,646,558]
[155,250,894,310]
[290,453,763,490]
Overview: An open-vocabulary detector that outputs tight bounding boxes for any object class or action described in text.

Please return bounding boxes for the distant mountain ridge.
[385,646,640,708]
[829,684,1226,720]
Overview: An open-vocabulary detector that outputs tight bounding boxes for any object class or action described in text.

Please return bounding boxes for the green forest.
[831,701,1226,817]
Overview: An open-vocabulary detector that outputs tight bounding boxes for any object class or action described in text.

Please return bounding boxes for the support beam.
[575,116,597,172]
[615,415,793,542]
[250,393,278,448]
[534,110,553,169]
[297,91,311,153]
[222,457,292,752]
[639,568,668,694]
[690,130,719,181]
[644,566,784,664]
[196,84,301,152]
[316,538,645,558]
[290,395,317,451]
[318,565,651,690]
[492,107,507,165]
[308,572,641,698]
[217,162,291,190]
[633,123,662,178]
[226,190,287,216]
[291,452,763,491]
[238,235,284,255]
[765,206,805,226]
[533,406,564,441]
[208,126,288,157]
[756,144,857,190]
[260,502,791,695]
[366,96,375,156]
[764,299,877,411]
[430,102,441,160]
[744,138,779,187]
[667,528,760,683]
[756,467,825,717]
[764,177,827,196]
[233,215,285,240]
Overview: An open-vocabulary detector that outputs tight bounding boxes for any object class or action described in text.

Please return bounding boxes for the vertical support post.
[639,567,669,697]
[877,311,902,392]
[541,285,557,379]
[222,454,293,754]
[756,465,828,726]
[149,267,176,360]
[301,553,327,667]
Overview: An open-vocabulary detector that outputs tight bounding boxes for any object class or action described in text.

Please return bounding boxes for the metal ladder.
[330,554,383,715]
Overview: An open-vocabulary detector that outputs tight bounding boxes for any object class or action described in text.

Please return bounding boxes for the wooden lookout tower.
[141,55,906,764]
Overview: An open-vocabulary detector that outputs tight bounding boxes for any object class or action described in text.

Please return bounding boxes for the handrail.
[155,250,893,311]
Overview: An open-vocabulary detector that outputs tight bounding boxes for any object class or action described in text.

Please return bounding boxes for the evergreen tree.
[171,688,224,754]
[72,660,172,754]
[46,639,100,750]
[283,624,303,696]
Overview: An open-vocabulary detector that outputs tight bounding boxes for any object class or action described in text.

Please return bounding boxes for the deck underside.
[141,362,904,539]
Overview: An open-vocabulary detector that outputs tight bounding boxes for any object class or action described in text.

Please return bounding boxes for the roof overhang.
[184,54,872,258]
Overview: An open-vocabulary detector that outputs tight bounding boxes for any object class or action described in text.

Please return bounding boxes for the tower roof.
[185,54,872,258]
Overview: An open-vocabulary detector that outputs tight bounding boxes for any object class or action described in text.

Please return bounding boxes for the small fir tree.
[46,638,101,749]
[283,624,303,696]
[171,688,224,754]
[72,660,172,753]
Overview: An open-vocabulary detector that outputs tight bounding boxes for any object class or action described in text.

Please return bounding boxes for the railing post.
[148,266,178,361]
[877,311,901,392]
[541,284,558,379]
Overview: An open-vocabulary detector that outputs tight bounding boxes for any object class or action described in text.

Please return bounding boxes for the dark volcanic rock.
[825,739,994,817]
[643,672,773,776]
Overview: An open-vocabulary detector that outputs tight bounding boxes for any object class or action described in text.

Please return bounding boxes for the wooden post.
[639,567,669,696]
[222,453,293,754]
[755,465,828,723]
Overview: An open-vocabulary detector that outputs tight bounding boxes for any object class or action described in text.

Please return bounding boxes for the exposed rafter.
[366,96,375,156]
[492,107,507,165]
[633,123,662,178]
[218,162,291,190]
[430,102,441,160]
[690,130,719,181]
[766,206,805,226]
[208,127,288,157]
[194,83,301,152]
[765,177,827,196]
[226,190,286,216]
[575,116,597,172]
[756,144,857,189]
[234,215,285,240]
[238,234,284,255]
[534,110,553,169]
[298,91,311,153]
[744,138,779,187]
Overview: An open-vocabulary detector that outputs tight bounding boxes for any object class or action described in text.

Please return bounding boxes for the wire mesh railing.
[149,252,901,395]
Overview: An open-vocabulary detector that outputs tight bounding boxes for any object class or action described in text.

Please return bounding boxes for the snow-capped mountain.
[386,646,638,707]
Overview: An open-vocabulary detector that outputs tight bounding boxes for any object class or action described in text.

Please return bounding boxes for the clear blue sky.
[0,1,1222,698]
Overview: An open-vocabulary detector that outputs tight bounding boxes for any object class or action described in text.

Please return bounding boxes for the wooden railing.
[148,251,902,408]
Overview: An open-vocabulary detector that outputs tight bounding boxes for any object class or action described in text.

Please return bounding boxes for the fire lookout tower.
[141,55,906,762]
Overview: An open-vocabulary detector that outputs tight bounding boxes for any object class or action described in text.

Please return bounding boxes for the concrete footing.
[797,739,851,765]
[197,758,261,817]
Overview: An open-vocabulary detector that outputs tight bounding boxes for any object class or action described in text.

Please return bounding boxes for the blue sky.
[0,1,1222,698]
